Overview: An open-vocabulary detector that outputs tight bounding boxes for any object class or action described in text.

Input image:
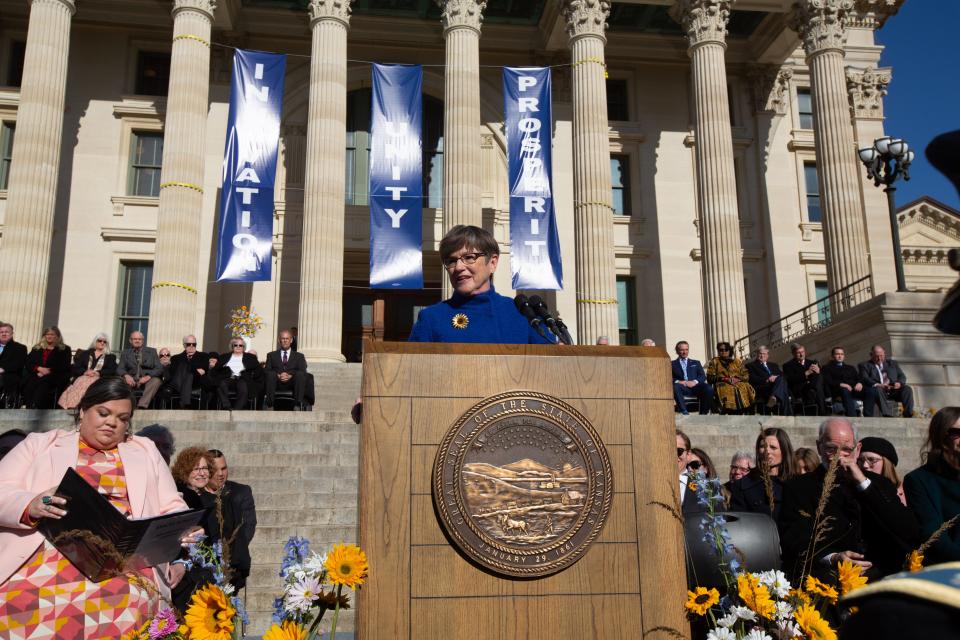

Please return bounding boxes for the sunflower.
[452,313,469,329]
[907,550,924,572]
[325,543,370,589]
[788,587,811,607]
[263,621,307,640]
[836,560,868,595]
[184,583,236,640]
[736,573,776,620]
[793,603,837,640]
[804,575,838,604]
[684,586,720,616]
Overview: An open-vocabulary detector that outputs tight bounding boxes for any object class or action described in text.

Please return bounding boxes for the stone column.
[148,0,216,348]
[562,0,619,345]
[672,0,748,348]
[297,0,351,363]
[790,0,871,306]
[437,0,486,298]
[0,0,76,343]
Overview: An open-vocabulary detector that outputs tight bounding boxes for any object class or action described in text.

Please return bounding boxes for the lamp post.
[858,136,914,292]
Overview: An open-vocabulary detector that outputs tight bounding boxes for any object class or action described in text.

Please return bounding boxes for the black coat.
[264,349,307,375]
[903,460,960,564]
[778,465,919,582]
[25,347,72,384]
[168,350,210,380]
[211,352,263,385]
[0,340,28,379]
[782,358,820,394]
[70,349,118,378]
[821,362,860,396]
[728,468,785,520]
[746,360,782,396]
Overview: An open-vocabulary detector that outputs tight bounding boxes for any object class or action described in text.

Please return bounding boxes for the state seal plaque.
[433,391,613,578]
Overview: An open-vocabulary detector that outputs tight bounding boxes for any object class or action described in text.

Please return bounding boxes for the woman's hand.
[180,526,205,547]
[83,369,98,378]
[27,488,68,521]
[36,367,51,377]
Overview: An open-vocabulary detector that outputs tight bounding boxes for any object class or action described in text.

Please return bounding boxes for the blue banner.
[215,49,286,282]
[369,64,424,289]
[503,67,563,290]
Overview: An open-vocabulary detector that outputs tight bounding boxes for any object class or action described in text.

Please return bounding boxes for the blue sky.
[877,1,960,209]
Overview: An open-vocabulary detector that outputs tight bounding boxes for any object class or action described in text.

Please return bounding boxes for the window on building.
[814,280,830,324]
[804,162,821,223]
[345,89,444,208]
[0,123,14,190]
[611,154,631,215]
[116,261,153,343]
[606,79,629,122]
[6,40,25,88]
[135,51,171,96]
[128,132,163,197]
[797,88,813,129]
[616,276,638,346]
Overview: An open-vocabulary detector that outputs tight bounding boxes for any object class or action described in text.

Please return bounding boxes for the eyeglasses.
[730,465,751,473]
[859,455,883,467]
[231,343,244,348]
[443,252,486,270]
[193,466,209,473]
[677,447,688,458]
[184,342,196,347]
[687,460,702,471]
[947,428,960,441]
[821,443,856,455]
[159,352,170,357]
[96,339,107,343]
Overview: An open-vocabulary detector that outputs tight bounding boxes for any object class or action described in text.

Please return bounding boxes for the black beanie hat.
[859,436,898,467]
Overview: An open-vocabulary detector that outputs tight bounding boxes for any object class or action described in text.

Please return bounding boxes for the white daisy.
[730,605,758,622]
[743,630,772,640]
[774,600,794,620]
[284,576,322,613]
[779,620,802,638]
[304,551,328,576]
[716,613,739,628]
[222,583,236,596]
[707,629,736,640]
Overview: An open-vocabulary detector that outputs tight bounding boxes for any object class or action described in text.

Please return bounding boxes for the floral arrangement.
[684,470,869,640]
[226,305,263,339]
[263,536,370,640]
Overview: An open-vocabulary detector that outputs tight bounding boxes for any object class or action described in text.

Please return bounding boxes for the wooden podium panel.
[358,342,688,640]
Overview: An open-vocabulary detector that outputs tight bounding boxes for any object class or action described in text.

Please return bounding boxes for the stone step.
[235,477,358,495]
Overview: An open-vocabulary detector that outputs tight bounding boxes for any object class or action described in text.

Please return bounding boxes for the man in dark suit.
[116,331,165,409]
[0,322,28,404]
[857,345,914,418]
[163,335,210,409]
[671,341,713,415]
[782,343,827,415]
[208,449,256,589]
[746,345,790,414]
[822,346,864,417]
[264,330,308,410]
[211,339,264,410]
[676,430,704,515]
[779,418,919,582]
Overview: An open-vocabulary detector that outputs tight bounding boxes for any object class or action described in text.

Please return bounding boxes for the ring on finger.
[41,496,52,505]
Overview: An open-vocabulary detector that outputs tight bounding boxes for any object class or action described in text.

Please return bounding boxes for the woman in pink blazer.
[0,377,192,639]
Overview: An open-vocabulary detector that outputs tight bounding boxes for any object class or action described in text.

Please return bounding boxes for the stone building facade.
[0,0,947,363]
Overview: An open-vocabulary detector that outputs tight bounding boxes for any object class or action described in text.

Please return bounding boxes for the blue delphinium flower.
[691,469,741,588]
[280,535,311,578]
[232,595,250,625]
[272,596,286,623]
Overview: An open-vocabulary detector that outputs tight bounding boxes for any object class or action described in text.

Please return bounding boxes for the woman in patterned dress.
[706,341,756,414]
[0,377,196,639]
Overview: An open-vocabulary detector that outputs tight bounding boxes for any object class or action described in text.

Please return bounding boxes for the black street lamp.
[858,136,915,292]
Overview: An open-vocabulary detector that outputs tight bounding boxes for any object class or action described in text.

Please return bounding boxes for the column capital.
[747,64,792,115]
[846,65,891,119]
[670,0,733,48]
[435,0,487,34]
[308,0,352,28]
[789,0,854,56]
[847,0,903,29]
[561,0,611,41]
[31,0,76,15]
[173,0,217,20]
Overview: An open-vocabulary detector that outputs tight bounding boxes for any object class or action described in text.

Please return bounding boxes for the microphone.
[514,294,550,341]
[529,295,572,345]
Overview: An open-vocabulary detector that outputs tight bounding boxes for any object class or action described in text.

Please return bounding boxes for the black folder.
[38,467,208,582]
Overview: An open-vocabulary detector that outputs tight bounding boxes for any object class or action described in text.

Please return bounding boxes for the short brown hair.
[171,446,214,486]
[439,225,499,262]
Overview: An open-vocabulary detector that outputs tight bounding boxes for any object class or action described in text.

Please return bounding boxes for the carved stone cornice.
[747,65,793,115]
[847,0,903,29]
[435,0,487,34]
[173,0,217,20]
[561,0,612,41]
[670,0,732,48]
[308,0,352,27]
[846,66,891,119]
[788,0,854,56]
[32,0,77,15]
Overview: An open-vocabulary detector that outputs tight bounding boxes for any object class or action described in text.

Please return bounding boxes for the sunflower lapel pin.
[452,313,469,330]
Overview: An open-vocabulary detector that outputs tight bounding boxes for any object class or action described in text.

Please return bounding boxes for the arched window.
[345,88,444,209]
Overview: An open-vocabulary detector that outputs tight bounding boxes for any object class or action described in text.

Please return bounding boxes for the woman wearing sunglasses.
[58,333,117,409]
[210,339,264,410]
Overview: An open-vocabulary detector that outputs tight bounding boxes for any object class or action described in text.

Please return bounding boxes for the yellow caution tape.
[160,181,205,194]
[151,281,198,294]
[173,34,211,47]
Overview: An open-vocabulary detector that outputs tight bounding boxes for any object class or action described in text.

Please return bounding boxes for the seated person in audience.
[0,322,27,404]
[729,427,796,520]
[163,335,209,409]
[207,449,256,589]
[779,418,919,582]
[792,447,821,475]
[676,430,702,516]
[58,332,117,409]
[706,341,755,414]
[135,423,176,465]
[688,447,718,479]
[903,407,960,563]
[671,341,712,415]
[782,342,827,415]
[595,336,610,345]
[859,437,905,506]
[640,338,656,346]
[857,345,915,418]
[211,338,263,410]
[21,326,71,409]
[726,451,754,488]
[746,345,790,413]
[822,346,863,417]
[264,330,308,410]
[116,330,164,409]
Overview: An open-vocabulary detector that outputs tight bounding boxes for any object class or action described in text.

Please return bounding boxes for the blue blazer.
[671,358,707,385]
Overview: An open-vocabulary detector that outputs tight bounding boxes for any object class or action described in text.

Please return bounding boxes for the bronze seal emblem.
[433,391,613,578]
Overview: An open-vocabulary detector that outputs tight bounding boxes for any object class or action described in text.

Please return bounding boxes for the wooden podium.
[357,341,688,639]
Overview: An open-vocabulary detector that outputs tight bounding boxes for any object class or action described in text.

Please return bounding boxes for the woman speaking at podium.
[409,225,556,344]
[0,377,195,638]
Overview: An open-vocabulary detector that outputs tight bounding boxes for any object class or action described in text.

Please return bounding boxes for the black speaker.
[684,511,781,590]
